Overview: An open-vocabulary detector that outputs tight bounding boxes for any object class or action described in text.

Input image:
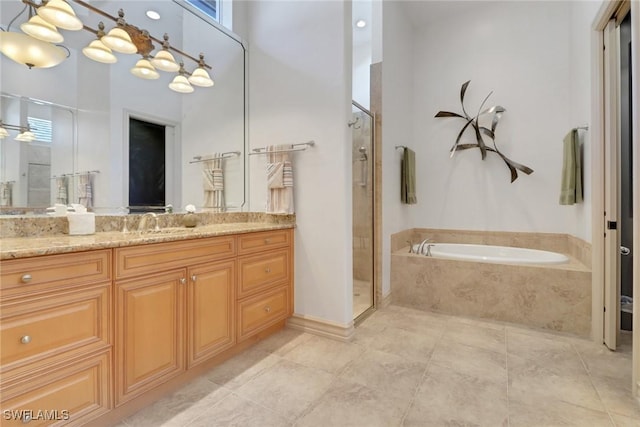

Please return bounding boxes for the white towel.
[266,145,294,214]
[203,156,225,212]
[77,173,93,208]
[267,162,285,189]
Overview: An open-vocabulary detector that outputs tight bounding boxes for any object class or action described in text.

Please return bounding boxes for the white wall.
[246,0,354,325]
[352,42,371,110]
[407,1,593,238]
[381,1,415,297]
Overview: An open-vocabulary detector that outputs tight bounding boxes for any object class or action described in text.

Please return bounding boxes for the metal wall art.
[435,80,533,182]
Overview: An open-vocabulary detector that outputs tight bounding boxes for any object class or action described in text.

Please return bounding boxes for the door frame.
[591,0,639,396]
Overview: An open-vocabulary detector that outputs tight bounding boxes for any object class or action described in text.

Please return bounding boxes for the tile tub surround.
[391,229,592,337]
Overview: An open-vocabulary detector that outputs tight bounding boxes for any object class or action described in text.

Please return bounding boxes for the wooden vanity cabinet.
[0,250,113,426]
[114,236,237,406]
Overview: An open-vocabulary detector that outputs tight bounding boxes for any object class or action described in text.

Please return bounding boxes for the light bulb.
[169,75,194,93]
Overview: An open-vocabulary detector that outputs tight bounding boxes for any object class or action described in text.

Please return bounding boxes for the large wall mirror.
[0,0,246,214]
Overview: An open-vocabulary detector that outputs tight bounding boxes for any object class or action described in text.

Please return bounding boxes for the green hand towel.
[401,147,417,204]
[560,129,583,205]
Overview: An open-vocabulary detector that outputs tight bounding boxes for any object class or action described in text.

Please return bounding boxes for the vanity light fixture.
[100,10,137,54]
[15,128,36,142]
[150,34,180,72]
[82,23,117,64]
[20,15,64,43]
[188,54,214,87]
[0,121,37,142]
[0,31,67,68]
[169,63,194,93]
[36,0,83,31]
[131,56,160,80]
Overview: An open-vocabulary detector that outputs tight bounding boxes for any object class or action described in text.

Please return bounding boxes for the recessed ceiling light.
[355,19,367,28]
[146,10,161,20]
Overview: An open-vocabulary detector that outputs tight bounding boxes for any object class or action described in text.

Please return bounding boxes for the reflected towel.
[203,156,225,212]
[401,147,417,204]
[56,176,68,205]
[78,173,93,208]
[266,145,294,214]
[559,130,583,205]
[0,182,13,207]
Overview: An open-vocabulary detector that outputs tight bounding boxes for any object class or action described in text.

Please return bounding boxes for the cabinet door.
[115,270,185,406]
[187,260,235,368]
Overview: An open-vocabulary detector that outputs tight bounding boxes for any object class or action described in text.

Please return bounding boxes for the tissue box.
[67,212,96,235]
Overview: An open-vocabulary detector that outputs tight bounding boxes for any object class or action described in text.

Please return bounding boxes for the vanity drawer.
[1,284,110,373]
[237,229,292,255]
[237,286,290,342]
[0,250,111,298]
[0,349,111,427]
[237,249,291,298]
[115,235,235,279]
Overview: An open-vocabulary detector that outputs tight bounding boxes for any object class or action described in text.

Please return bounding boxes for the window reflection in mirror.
[0,0,245,215]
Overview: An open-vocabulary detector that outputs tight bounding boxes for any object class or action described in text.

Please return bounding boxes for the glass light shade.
[36,0,83,31]
[101,27,137,54]
[0,127,8,139]
[0,31,67,68]
[131,58,159,80]
[150,49,179,72]
[15,131,35,142]
[82,40,117,64]
[20,15,64,43]
[169,75,194,93]
[188,67,214,87]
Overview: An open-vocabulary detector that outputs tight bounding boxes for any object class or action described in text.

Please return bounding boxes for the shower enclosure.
[351,101,375,320]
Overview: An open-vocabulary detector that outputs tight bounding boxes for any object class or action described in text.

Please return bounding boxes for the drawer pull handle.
[264,306,271,313]
[21,274,32,283]
[180,278,186,285]
[20,335,32,344]
[22,412,32,423]
[191,275,197,282]
[265,267,271,273]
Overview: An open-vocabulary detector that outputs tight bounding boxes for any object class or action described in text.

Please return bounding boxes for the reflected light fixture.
[131,56,159,80]
[101,10,137,54]
[150,34,180,72]
[20,15,64,43]
[188,54,214,87]
[82,22,117,64]
[169,63,194,93]
[36,0,83,31]
[15,128,36,142]
[146,10,161,20]
[0,121,37,141]
[0,124,9,139]
[355,19,367,28]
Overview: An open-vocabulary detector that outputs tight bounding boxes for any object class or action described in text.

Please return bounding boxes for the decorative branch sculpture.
[435,80,533,182]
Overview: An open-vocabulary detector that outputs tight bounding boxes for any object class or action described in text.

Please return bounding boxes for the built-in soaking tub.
[411,243,570,265]
[392,229,592,336]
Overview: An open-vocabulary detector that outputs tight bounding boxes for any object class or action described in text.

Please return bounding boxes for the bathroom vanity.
[0,220,294,426]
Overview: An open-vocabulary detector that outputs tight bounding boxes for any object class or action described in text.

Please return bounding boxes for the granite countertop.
[1,222,295,260]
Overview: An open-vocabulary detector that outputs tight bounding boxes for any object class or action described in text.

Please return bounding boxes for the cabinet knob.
[265,267,271,274]
[191,275,197,282]
[264,306,271,313]
[22,412,32,423]
[21,274,32,283]
[180,278,186,285]
[20,335,31,344]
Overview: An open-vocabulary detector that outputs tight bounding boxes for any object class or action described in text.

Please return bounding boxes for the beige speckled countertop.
[0,213,295,260]
[1,222,295,260]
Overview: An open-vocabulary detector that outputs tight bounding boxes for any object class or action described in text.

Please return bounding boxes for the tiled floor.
[118,305,640,427]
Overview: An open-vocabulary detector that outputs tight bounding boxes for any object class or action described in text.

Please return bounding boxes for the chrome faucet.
[417,238,434,256]
[137,212,160,232]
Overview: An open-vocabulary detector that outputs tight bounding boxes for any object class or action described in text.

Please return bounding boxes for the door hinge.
[604,306,606,312]
[607,221,617,230]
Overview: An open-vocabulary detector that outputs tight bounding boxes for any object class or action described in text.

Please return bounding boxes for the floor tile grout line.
[570,340,618,426]
[397,320,445,426]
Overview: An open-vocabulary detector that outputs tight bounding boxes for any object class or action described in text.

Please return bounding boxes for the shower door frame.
[351,100,377,324]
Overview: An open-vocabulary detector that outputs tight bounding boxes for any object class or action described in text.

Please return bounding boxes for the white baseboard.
[287,314,355,342]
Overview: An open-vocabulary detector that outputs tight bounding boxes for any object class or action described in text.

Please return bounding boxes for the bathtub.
[393,229,592,336]
[411,243,569,265]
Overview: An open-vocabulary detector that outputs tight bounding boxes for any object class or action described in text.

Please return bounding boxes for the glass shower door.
[351,101,374,320]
